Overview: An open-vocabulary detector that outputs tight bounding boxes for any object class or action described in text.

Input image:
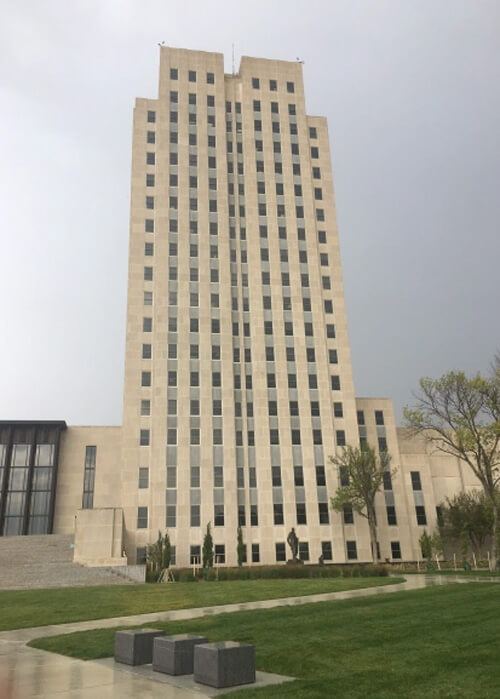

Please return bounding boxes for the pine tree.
[202,522,214,569]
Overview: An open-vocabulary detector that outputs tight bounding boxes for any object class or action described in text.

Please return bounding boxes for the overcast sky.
[0,0,498,426]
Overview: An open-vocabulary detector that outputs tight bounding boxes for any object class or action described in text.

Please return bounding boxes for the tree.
[439,491,494,560]
[146,531,165,572]
[202,522,214,569]
[419,529,442,561]
[404,370,500,570]
[330,444,396,562]
[163,530,172,569]
[236,526,245,567]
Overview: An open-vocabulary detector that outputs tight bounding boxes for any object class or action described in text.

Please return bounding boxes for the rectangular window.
[275,542,286,561]
[411,471,422,491]
[336,430,346,447]
[333,402,343,418]
[416,505,427,525]
[251,543,260,562]
[298,542,309,561]
[296,503,307,524]
[82,446,96,509]
[346,541,357,560]
[190,505,200,527]
[250,505,259,526]
[391,541,402,559]
[137,506,148,529]
[214,504,224,526]
[318,503,329,524]
[138,467,149,489]
[375,410,385,425]
[343,506,354,524]
[166,505,176,528]
[139,429,150,446]
[273,503,284,525]
[383,471,393,490]
[386,505,397,525]
[214,544,225,564]
[321,541,332,560]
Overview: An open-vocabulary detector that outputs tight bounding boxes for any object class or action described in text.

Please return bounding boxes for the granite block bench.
[194,641,256,688]
[114,629,165,666]
[152,634,209,675]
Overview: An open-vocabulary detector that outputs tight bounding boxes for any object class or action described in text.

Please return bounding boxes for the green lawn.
[30,584,500,698]
[0,577,399,631]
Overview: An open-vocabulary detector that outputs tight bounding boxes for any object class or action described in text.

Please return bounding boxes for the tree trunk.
[490,500,498,571]
[367,506,378,563]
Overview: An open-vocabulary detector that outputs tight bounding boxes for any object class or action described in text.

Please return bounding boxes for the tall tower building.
[0,47,475,569]
[121,46,364,566]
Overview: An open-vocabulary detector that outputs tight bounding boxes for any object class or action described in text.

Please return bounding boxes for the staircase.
[0,534,142,589]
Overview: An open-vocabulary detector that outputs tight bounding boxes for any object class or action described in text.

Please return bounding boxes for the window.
[275,542,286,561]
[416,505,427,525]
[267,373,276,388]
[357,410,365,425]
[136,547,147,564]
[250,505,259,526]
[190,545,201,565]
[315,465,326,486]
[82,446,96,509]
[343,506,354,524]
[298,542,309,561]
[144,267,153,281]
[318,503,329,524]
[170,67,178,79]
[251,543,260,562]
[391,541,402,560]
[411,471,422,491]
[252,77,260,89]
[214,505,224,526]
[313,429,323,445]
[288,103,296,115]
[375,410,385,425]
[378,437,388,452]
[191,505,200,527]
[333,402,343,418]
[270,429,279,445]
[147,131,155,144]
[139,429,150,446]
[167,399,176,415]
[166,505,176,528]
[141,371,151,387]
[346,541,358,560]
[146,173,155,187]
[311,146,319,158]
[311,402,320,417]
[188,69,196,82]
[270,79,277,91]
[336,430,346,447]
[207,71,214,84]
[436,506,444,527]
[339,466,349,486]
[214,544,225,564]
[137,506,148,529]
[287,81,295,93]
[167,428,176,445]
[296,503,307,524]
[147,110,156,123]
[140,399,150,416]
[331,375,341,390]
[143,318,153,332]
[387,506,397,525]
[321,541,332,560]
[383,471,393,490]
[273,503,284,525]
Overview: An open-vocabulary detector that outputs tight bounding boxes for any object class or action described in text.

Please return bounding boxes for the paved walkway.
[0,575,492,698]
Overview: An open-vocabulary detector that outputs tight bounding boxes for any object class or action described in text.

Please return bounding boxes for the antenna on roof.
[232,43,235,75]
[296,57,305,64]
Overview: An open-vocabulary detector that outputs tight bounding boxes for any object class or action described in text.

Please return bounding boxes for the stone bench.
[152,634,209,675]
[194,641,256,688]
[114,629,165,665]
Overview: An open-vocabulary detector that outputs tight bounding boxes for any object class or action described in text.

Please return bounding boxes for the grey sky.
[0,0,499,425]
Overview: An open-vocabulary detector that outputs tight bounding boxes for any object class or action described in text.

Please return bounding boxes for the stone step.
[0,534,140,589]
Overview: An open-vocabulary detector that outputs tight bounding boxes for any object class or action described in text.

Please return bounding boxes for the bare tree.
[404,370,500,570]
[330,445,395,562]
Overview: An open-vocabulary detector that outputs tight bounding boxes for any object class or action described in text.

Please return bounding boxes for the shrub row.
[148,563,389,583]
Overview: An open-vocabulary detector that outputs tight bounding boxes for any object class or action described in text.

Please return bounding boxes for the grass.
[0,576,399,631]
[30,584,500,698]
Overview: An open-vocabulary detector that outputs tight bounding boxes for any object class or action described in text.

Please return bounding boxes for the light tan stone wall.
[54,426,122,534]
